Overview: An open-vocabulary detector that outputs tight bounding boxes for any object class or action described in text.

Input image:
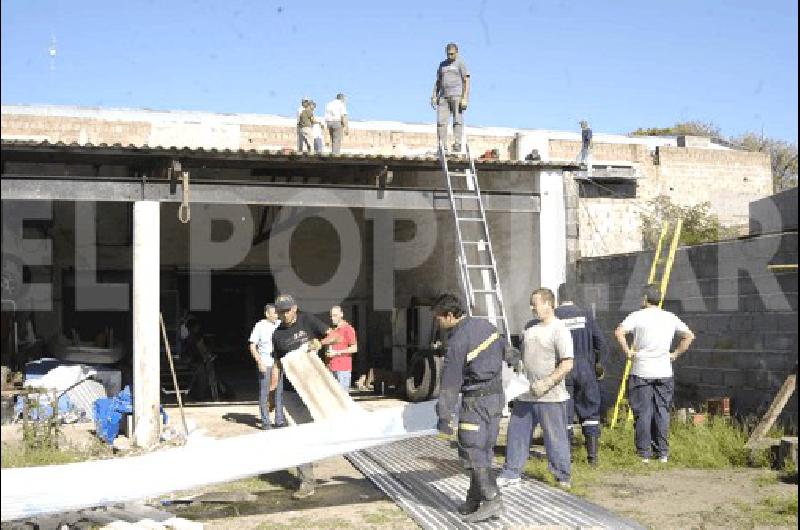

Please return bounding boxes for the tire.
[429,354,444,399]
[406,351,435,402]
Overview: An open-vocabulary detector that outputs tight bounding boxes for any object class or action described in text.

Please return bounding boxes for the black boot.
[586,434,599,466]
[463,468,503,523]
[457,470,481,515]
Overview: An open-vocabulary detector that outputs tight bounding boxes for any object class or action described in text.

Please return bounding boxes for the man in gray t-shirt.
[431,42,470,153]
[498,288,575,489]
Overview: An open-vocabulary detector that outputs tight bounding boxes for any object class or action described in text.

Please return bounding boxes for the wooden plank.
[746,373,797,448]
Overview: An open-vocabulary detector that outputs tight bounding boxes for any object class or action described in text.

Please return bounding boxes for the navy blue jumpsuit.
[436,317,506,469]
[555,303,608,438]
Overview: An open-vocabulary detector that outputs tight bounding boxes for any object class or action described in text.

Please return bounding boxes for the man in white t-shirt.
[497,288,575,489]
[324,93,348,154]
[615,285,695,463]
[249,303,280,429]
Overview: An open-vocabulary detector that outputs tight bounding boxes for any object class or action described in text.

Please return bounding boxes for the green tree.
[640,195,739,249]
[630,120,721,138]
[730,132,798,192]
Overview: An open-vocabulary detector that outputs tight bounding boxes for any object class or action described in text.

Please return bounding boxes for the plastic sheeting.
[1,400,437,521]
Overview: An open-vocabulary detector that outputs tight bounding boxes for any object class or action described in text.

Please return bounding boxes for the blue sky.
[2,1,797,141]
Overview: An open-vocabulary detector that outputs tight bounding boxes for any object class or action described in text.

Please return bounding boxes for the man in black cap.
[271,293,333,499]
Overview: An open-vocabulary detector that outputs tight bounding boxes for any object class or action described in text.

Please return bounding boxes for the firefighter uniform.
[555,302,609,464]
[436,316,505,522]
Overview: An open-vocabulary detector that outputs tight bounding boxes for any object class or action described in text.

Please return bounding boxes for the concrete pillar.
[133,201,161,448]
[537,171,567,294]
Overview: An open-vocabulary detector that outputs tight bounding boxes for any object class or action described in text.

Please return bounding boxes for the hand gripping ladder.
[610,219,683,427]
[438,142,509,338]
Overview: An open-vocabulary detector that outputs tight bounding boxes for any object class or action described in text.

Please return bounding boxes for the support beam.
[0,178,541,213]
[537,170,567,293]
[133,201,161,448]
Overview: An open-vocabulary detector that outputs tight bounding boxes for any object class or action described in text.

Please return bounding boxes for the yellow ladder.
[610,219,683,427]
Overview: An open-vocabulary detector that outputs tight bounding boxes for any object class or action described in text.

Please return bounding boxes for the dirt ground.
[2,395,796,529]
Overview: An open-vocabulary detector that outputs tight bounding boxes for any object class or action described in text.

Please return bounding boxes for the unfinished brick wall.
[577,231,798,428]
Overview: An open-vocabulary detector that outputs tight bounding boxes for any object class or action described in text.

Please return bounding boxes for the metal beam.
[1,178,540,212]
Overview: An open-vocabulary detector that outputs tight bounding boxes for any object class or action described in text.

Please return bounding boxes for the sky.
[1,0,798,142]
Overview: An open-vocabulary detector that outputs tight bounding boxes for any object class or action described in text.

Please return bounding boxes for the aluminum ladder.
[438,142,509,338]
[610,219,683,427]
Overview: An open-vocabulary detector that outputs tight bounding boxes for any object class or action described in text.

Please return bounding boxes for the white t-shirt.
[312,122,324,140]
[517,318,574,403]
[324,99,347,124]
[249,319,279,366]
[619,307,690,378]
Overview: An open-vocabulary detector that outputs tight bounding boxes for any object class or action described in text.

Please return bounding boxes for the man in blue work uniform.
[434,293,506,523]
[556,283,608,466]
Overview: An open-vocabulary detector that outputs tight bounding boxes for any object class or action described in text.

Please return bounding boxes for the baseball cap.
[275,294,296,311]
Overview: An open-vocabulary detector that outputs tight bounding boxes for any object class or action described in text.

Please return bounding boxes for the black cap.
[275,294,296,311]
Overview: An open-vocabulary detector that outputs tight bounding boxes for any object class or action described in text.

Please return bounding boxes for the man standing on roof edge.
[431,42,470,154]
[434,293,506,523]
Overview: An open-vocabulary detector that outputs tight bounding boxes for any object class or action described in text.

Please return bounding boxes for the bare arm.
[615,325,634,359]
[550,358,573,384]
[670,330,695,361]
[462,75,470,102]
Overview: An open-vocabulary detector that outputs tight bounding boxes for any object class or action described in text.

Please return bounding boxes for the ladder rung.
[462,241,488,245]
[457,218,484,222]
[465,264,494,269]
[472,289,498,294]
[449,171,471,177]
[452,194,480,200]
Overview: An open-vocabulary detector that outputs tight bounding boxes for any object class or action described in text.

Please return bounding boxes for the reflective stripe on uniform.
[466,332,499,362]
[561,316,587,330]
[459,422,480,431]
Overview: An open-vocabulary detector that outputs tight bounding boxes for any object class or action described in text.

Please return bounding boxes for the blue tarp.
[93,386,167,444]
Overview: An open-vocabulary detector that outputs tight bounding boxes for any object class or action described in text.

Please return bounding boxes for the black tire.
[406,351,435,402]
[429,354,444,399]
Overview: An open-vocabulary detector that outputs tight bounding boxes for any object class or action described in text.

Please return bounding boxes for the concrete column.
[133,201,161,448]
[537,171,567,294]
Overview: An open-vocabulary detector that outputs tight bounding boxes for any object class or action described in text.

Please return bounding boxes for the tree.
[630,120,721,138]
[730,132,798,192]
[640,195,739,249]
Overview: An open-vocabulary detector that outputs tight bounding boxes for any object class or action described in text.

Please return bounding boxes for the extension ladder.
[438,142,509,338]
[610,219,683,427]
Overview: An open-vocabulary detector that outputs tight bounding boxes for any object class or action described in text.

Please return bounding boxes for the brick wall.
[577,232,798,428]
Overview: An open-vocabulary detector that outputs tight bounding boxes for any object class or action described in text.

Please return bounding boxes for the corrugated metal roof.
[347,435,645,529]
[0,139,579,170]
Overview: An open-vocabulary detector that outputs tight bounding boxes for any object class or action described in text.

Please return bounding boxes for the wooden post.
[746,373,797,449]
[133,201,161,448]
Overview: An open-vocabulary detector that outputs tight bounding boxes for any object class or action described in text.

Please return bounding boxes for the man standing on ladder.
[431,42,470,153]
[556,283,608,466]
[614,285,695,463]
[434,293,506,523]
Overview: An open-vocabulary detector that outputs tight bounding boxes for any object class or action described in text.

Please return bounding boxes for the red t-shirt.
[328,322,356,371]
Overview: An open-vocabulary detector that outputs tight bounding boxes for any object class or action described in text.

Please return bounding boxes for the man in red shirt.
[322,306,357,392]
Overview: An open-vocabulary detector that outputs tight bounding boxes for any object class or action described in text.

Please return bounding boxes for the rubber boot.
[586,434,599,466]
[457,470,481,515]
[463,468,503,523]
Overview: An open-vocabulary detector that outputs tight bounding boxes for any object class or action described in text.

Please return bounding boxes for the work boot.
[457,470,481,515]
[463,468,503,523]
[585,434,599,466]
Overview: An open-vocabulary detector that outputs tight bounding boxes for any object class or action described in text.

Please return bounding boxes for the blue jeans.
[501,400,571,482]
[259,366,286,427]
[333,370,351,392]
[628,375,673,458]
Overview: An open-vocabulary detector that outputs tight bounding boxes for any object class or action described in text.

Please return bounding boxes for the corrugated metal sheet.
[348,436,645,530]
[0,138,578,170]
[64,378,107,421]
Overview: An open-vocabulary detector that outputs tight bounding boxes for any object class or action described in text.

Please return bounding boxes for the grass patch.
[1,439,112,468]
[257,517,352,529]
[511,416,774,495]
[738,493,800,527]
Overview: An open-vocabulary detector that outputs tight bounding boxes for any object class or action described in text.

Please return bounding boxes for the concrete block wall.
[577,232,798,428]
